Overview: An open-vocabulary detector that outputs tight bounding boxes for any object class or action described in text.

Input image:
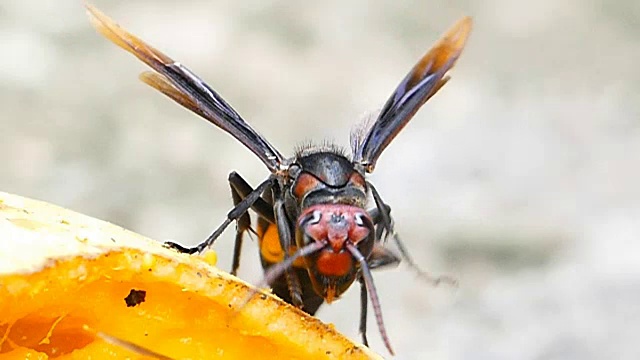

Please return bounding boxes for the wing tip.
[84,1,133,54]
[84,1,175,67]
[445,16,473,50]
[84,1,106,32]
[84,1,115,35]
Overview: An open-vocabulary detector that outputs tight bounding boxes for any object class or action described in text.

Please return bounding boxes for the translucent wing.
[86,3,285,172]
[352,17,472,173]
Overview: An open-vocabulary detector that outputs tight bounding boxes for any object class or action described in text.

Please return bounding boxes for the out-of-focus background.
[2,0,639,358]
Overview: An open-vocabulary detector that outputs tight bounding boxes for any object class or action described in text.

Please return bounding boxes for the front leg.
[368,182,457,286]
[367,244,401,270]
[271,184,304,308]
[165,175,276,255]
[368,203,392,243]
[227,171,275,275]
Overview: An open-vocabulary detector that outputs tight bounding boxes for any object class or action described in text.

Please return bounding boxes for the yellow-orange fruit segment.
[0,191,382,360]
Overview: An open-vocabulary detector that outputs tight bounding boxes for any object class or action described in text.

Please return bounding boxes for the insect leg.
[367,244,401,270]
[272,184,304,308]
[228,172,275,275]
[368,204,392,242]
[359,277,369,347]
[229,180,248,276]
[165,176,276,254]
[228,172,275,223]
[368,182,457,286]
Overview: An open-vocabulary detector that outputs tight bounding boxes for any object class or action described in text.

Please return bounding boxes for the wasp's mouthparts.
[327,213,349,252]
[297,205,374,278]
[325,284,337,303]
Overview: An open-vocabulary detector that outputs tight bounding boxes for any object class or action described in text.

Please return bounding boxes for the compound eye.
[309,209,322,225]
[292,172,321,199]
[351,211,374,250]
[298,208,323,229]
[299,209,326,246]
[353,211,373,233]
[354,212,370,228]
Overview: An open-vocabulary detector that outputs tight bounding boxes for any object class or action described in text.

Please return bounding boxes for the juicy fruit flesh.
[0,255,282,359]
[0,251,371,360]
[0,191,380,360]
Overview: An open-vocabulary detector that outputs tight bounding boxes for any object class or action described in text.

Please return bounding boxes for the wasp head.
[296,204,374,303]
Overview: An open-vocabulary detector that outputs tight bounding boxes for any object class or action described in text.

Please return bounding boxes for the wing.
[352,17,472,173]
[85,3,285,172]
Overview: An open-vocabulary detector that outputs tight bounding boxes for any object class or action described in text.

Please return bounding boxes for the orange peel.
[0,191,382,359]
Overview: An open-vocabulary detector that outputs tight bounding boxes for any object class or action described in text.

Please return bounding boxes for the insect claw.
[247,226,259,238]
[163,241,199,254]
[290,292,304,308]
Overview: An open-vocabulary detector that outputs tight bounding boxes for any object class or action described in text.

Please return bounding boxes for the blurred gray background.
[2,0,640,358]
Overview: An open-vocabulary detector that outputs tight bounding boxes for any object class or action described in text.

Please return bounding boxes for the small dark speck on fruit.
[124,289,147,307]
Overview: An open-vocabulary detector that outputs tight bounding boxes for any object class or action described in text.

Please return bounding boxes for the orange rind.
[0,191,382,359]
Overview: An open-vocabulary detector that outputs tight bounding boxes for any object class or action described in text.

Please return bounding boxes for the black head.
[288,149,368,211]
